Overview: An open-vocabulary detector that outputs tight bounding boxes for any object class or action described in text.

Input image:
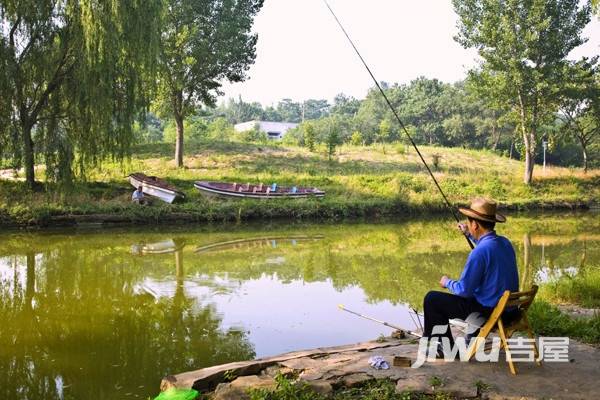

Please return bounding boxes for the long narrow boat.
[194,181,325,199]
[128,173,185,204]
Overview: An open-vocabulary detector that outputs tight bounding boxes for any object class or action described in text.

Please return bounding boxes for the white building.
[234,120,299,140]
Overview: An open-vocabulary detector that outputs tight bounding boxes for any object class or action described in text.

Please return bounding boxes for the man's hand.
[439,275,450,288]
[457,223,468,235]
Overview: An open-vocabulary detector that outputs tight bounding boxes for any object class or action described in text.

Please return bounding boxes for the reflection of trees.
[0,245,254,400]
[0,216,598,399]
[522,233,534,290]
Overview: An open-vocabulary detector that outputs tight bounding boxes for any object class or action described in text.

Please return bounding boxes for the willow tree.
[0,0,162,188]
[453,0,591,184]
[156,0,263,168]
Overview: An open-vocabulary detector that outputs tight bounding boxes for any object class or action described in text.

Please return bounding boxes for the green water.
[0,212,598,399]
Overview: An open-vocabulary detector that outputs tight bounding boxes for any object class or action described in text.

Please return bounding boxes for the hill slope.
[1,141,598,226]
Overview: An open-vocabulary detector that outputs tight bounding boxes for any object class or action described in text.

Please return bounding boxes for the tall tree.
[402,77,450,145]
[276,98,302,122]
[453,0,591,184]
[157,0,263,167]
[0,0,161,188]
[331,93,361,117]
[301,99,330,121]
[558,61,599,172]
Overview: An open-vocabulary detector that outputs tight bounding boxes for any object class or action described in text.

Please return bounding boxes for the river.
[0,212,598,399]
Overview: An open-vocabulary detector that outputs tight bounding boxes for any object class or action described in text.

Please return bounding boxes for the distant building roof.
[234,120,299,140]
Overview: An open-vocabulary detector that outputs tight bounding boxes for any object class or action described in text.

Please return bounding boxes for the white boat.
[128,173,185,204]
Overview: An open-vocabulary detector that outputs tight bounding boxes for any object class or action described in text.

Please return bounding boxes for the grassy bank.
[247,375,458,400]
[1,140,599,226]
[529,301,600,343]
[529,265,600,343]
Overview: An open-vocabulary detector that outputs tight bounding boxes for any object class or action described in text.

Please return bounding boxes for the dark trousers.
[423,291,494,347]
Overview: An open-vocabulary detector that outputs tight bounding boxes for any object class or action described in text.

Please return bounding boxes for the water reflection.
[0,213,598,400]
[195,235,324,253]
[0,241,254,400]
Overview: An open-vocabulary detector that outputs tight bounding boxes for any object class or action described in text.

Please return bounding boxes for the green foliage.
[248,376,457,400]
[206,118,236,141]
[538,267,600,308]
[223,369,238,382]
[0,141,598,227]
[326,124,341,161]
[164,117,209,143]
[558,62,600,172]
[249,374,318,400]
[453,0,592,183]
[474,380,491,394]
[281,126,303,146]
[350,131,363,146]
[304,123,316,152]
[0,0,162,187]
[276,99,302,123]
[155,0,264,165]
[237,127,268,144]
[331,93,361,117]
[135,113,165,144]
[378,120,392,144]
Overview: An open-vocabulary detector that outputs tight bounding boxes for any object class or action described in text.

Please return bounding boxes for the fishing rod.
[338,304,469,338]
[322,0,473,249]
[337,304,422,338]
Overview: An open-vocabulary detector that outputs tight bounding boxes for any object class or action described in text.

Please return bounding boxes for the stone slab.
[161,338,600,399]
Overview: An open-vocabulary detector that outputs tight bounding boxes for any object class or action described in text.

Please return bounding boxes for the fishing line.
[322,0,473,249]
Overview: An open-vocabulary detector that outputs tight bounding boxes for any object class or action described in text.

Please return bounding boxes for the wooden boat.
[194,181,325,199]
[128,173,185,203]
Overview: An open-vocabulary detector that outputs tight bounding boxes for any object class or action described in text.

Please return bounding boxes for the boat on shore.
[194,181,325,199]
[128,173,185,204]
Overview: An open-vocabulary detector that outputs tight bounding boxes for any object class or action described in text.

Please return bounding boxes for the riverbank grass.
[1,140,599,225]
[248,375,456,400]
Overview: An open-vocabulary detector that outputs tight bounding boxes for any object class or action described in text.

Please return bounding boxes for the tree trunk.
[521,128,536,184]
[22,124,36,189]
[174,113,184,168]
[521,233,532,290]
[582,142,588,174]
[491,120,499,151]
[518,91,535,185]
[524,148,534,184]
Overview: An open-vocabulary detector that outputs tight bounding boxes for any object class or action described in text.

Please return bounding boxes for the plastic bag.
[153,388,199,400]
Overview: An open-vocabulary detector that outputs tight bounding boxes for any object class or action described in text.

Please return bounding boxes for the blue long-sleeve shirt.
[445,231,519,308]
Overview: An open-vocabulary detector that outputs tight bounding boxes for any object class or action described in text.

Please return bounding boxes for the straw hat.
[458,198,506,223]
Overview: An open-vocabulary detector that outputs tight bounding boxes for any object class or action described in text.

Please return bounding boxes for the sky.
[219,0,600,106]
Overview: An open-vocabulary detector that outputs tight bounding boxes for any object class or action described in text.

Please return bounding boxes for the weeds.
[248,376,457,400]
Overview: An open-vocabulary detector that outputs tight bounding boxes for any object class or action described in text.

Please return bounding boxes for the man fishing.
[423,198,519,351]
[323,2,520,358]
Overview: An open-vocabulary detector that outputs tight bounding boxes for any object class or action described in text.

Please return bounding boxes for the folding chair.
[466,285,540,375]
